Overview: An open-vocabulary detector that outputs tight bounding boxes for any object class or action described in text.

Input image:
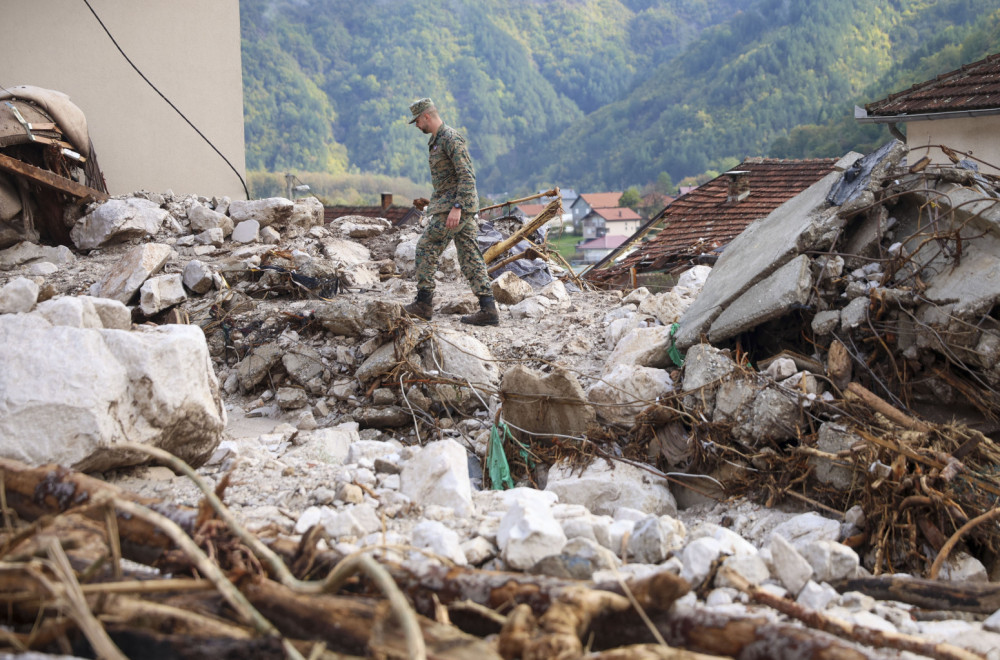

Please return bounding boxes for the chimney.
[380,192,393,210]
[725,171,750,203]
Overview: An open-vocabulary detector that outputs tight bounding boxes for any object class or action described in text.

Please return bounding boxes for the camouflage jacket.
[426,124,478,215]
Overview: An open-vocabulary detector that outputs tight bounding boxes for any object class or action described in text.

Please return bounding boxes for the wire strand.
[81,0,250,200]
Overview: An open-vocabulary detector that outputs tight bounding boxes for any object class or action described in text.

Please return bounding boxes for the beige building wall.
[906,115,1000,175]
[1,0,246,199]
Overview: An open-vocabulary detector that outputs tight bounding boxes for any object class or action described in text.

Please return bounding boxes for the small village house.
[855,52,1000,175]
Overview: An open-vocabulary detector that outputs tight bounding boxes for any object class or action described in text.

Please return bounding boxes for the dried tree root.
[929,507,1000,580]
[719,566,982,660]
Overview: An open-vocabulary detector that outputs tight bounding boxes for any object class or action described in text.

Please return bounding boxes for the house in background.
[575,234,628,264]
[585,157,848,287]
[570,192,622,233]
[1,0,246,199]
[580,205,642,240]
[856,52,1000,174]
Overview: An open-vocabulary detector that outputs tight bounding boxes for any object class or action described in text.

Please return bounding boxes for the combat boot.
[461,295,500,326]
[403,289,433,321]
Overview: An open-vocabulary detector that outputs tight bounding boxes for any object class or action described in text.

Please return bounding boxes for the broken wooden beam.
[482,198,562,265]
[0,152,108,203]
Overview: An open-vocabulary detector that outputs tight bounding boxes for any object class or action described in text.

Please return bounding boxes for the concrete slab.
[675,171,841,349]
[707,254,814,343]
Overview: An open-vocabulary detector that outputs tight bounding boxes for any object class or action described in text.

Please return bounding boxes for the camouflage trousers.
[415,211,491,297]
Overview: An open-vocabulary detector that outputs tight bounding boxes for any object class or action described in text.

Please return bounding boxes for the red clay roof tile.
[865,52,1000,116]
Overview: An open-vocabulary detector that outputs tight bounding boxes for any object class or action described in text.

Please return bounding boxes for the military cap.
[408,97,435,123]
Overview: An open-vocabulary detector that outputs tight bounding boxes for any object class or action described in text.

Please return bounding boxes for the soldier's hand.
[413,197,429,211]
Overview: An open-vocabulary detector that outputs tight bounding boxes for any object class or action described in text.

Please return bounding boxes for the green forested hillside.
[239,0,1000,197]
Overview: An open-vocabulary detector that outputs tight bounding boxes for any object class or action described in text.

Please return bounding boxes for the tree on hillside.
[619,187,642,210]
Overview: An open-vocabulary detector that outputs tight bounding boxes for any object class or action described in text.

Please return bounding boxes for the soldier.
[403,97,499,326]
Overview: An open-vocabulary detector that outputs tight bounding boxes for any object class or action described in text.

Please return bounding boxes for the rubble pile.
[2,140,1000,658]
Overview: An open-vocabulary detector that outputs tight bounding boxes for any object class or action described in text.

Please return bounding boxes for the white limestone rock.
[228,197,295,228]
[231,219,260,244]
[188,203,234,236]
[71,198,169,249]
[769,512,841,551]
[626,515,686,564]
[400,439,474,517]
[139,274,187,316]
[0,277,39,314]
[412,520,468,566]
[545,458,676,517]
[603,325,675,373]
[586,363,674,425]
[90,242,172,303]
[768,531,813,595]
[35,296,103,329]
[0,317,225,472]
[182,260,214,294]
[497,498,567,570]
[491,270,534,305]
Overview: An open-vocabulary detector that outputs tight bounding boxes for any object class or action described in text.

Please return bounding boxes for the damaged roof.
[324,203,420,227]
[864,51,1000,118]
[586,157,839,283]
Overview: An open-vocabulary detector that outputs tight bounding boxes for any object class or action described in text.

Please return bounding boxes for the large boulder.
[500,365,596,438]
[71,198,170,250]
[586,364,674,425]
[0,314,225,471]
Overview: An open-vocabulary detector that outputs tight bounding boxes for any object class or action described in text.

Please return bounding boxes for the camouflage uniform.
[414,124,491,297]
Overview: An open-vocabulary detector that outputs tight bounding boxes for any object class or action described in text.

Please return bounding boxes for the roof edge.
[856,104,1000,124]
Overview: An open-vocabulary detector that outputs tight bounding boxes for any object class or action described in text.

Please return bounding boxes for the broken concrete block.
[586,363,674,425]
[739,387,801,444]
[236,342,283,391]
[539,278,570,302]
[681,344,737,417]
[812,309,840,336]
[809,423,860,490]
[400,439,473,516]
[675,168,843,350]
[491,270,533,305]
[545,458,676,518]
[283,345,330,387]
[708,254,814,343]
[231,219,260,244]
[228,197,294,227]
[500,364,596,438]
[355,405,411,428]
[510,296,552,319]
[182,260,214,294]
[71,198,169,250]
[35,296,103,329]
[0,276,38,314]
[0,315,224,472]
[765,357,797,381]
[497,498,567,570]
[139,274,187,316]
[314,298,366,336]
[275,387,308,409]
[260,225,281,244]
[840,296,869,330]
[90,242,172,303]
[189,203,234,236]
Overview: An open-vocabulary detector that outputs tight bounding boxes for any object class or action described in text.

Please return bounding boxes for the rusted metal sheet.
[0,152,108,203]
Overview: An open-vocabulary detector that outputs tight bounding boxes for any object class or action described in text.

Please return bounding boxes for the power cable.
[80,0,251,200]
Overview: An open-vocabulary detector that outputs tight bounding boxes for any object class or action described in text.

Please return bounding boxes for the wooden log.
[832,575,1000,614]
[482,199,562,265]
[846,382,933,432]
[0,458,196,566]
[242,577,502,659]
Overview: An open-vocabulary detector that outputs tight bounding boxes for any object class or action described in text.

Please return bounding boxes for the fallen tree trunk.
[832,575,1000,614]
